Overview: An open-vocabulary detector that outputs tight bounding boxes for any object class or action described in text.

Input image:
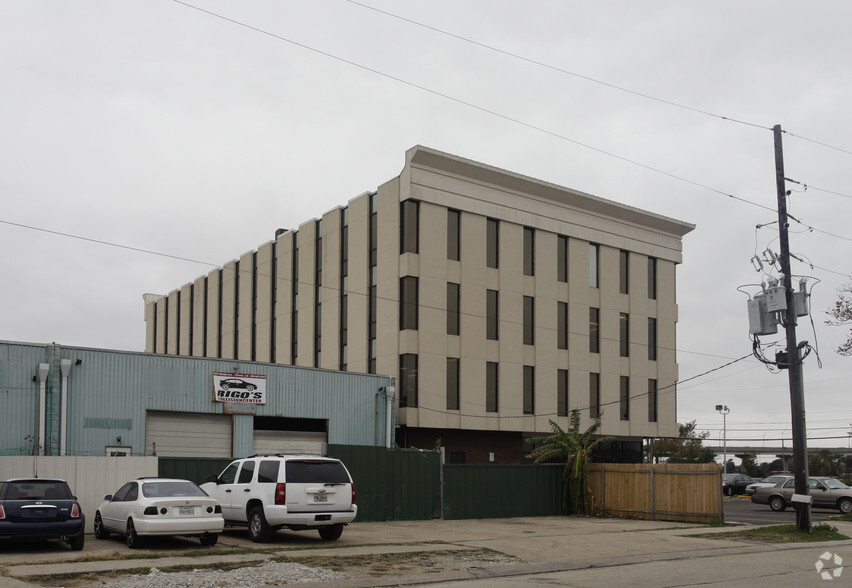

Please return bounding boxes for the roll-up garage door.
[252,430,326,456]
[145,411,232,457]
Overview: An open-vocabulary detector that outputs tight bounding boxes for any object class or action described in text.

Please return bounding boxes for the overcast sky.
[2,1,851,453]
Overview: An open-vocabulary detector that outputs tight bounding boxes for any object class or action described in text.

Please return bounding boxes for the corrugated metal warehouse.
[0,341,395,458]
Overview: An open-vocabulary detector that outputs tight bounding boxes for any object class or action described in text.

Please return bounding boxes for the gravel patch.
[99,560,347,587]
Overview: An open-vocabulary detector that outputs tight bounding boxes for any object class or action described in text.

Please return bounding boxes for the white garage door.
[145,411,232,457]
[252,430,326,456]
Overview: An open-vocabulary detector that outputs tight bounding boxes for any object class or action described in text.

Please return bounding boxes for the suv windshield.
[285,460,350,484]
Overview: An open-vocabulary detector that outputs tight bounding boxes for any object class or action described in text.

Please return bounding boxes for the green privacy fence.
[158,448,564,521]
[327,444,442,521]
[158,456,233,485]
[442,463,565,519]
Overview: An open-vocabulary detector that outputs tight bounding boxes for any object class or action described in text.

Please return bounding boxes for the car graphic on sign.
[219,378,256,392]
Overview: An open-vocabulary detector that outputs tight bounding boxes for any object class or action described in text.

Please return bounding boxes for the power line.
[170,0,779,215]
[343,0,770,131]
[345,0,852,158]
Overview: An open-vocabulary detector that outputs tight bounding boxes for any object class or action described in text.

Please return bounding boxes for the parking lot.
[3,514,852,587]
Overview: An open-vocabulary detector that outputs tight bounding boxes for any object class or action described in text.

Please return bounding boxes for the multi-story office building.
[144,146,694,463]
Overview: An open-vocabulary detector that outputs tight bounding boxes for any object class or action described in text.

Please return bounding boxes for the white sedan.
[94,478,224,548]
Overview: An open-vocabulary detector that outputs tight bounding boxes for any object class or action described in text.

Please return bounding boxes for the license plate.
[314,494,328,503]
[178,506,195,515]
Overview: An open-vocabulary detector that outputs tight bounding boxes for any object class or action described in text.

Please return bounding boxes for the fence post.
[650,467,655,521]
[718,468,724,525]
[600,467,606,509]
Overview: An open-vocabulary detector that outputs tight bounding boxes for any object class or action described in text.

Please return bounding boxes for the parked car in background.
[202,454,357,542]
[0,478,85,550]
[722,474,758,496]
[751,476,852,513]
[745,474,793,496]
[94,478,223,548]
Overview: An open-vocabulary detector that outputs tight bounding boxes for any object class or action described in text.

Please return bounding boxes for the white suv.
[201,455,357,542]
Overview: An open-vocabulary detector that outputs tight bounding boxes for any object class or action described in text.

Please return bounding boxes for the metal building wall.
[0,342,47,455]
[0,341,394,458]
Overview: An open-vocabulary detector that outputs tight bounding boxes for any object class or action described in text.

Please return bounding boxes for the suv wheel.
[248,507,273,542]
[318,524,343,541]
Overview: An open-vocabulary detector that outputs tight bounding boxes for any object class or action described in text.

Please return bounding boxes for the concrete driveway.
[2,516,852,587]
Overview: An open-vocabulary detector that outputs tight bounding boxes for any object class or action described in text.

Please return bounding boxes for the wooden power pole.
[773,124,811,532]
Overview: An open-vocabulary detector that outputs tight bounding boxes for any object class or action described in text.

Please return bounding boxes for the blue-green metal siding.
[0,342,394,457]
[0,342,47,455]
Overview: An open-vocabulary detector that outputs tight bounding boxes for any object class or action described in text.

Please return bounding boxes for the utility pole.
[773,124,810,532]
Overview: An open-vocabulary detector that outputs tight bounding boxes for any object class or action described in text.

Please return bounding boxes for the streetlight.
[716,405,730,473]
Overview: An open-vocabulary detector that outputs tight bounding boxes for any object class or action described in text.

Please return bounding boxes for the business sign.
[212,372,267,404]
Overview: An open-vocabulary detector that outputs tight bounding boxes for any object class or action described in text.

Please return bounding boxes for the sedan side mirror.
[104,494,113,501]
[206,474,220,484]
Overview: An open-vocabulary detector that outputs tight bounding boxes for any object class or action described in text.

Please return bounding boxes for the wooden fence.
[588,463,723,524]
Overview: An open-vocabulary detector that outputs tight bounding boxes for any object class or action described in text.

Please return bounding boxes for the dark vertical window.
[590,372,600,419]
[233,260,239,358]
[399,354,418,408]
[523,296,535,345]
[648,317,657,361]
[558,369,569,416]
[523,365,535,414]
[188,284,194,355]
[486,362,498,412]
[447,209,460,261]
[270,242,276,363]
[523,227,535,276]
[620,376,630,421]
[447,282,460,335]
[557,301,568,350]
[486,289,499,340]
[314,221,322,368]
[400,200,419,254]
[648,257,657,300]
[648,379,658,422]
[589,243,599,288]
[202,276,208,357]
[368,195,377,373]
[446,357,460,410]
[175,290,180,356]
[620,312,629,357]
[557,235,568,283]
[486,218,499,269]
[217,270,223,358]
[251,252,257,361]
[619,250,629,294]
[340,209,348,370]
[399,277,419,331]
[291,232,299,364]
[589,307,600,353]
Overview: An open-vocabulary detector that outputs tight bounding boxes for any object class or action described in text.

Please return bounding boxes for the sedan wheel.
[725,486,734,497]
[94,512,109,540]
[69,534,84,551]
[769,496,787,512]
[200,532,219,546]
[126,519,142,549]
[839,498,852,514]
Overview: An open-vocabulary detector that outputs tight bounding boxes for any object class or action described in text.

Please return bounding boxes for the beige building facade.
[144,146,694,463]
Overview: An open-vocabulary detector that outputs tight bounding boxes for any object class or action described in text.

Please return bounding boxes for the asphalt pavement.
[2,510,851,587]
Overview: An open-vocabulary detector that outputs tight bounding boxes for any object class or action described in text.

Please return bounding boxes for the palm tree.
[527,409,612,514]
